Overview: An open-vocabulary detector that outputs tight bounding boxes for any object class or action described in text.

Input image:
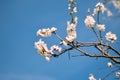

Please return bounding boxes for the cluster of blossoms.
[94,2,105,14]
[84,2,117,43]
[65,0,78,44]
[34,0,120,80]
[66,17,78,43]
[35,27,62,62]
[37,27,57,37]
[94,2,112,16]
[34,39,52,62]
[34,0,78,61]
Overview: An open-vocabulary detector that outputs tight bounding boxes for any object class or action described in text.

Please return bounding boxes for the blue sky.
[0,0,120,80]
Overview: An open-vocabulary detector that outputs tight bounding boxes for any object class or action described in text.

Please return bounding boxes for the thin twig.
[92,27,101,42]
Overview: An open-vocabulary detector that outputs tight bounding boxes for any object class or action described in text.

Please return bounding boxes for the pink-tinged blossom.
[34,39,52,62]
[84,15,95,28]
[37,27,57,37]
[96,24,105,31]
[105,31,117,43]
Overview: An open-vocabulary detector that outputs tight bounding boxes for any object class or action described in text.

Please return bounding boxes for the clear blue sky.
[0,0,120,80]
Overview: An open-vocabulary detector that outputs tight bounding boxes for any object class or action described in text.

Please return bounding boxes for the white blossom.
[107,62,113,67]
[51,45,62,53]
[84,15,95,28]
[45,56,50,62]
[67,29,76,39]
[67,21,76,29]
[89,74,96,80]
[37,27,57,37]
[94,3,113,16]
[51,27,57,33]
[34,39,52,61]
[37,28,51,37]
[66,35,75,43]
[116,72,120,78]
[95,2,105,13]
[105,31,117,43]
[68,4,71,10]
[66,8,78,42]
[96,24,105,31]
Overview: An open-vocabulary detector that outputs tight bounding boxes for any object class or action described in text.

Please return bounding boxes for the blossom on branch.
[34,39,52,62]
[66,35,76,43]
[84,15,95,28]
[94,7,100,14]
[66,18,77,43]
[37,27,57,37]
[96,24,105,31]
[51,45,62,53]
[67,23,76,37]
[95,2,105,13]
[105,31,117,43]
